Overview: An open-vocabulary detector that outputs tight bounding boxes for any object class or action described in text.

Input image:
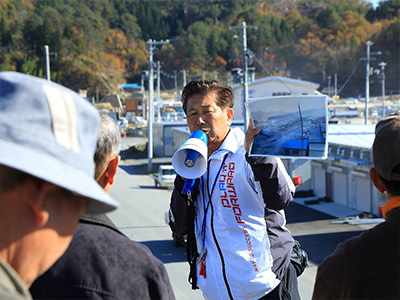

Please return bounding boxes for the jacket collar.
[210,127,244,160]
[385,206,400,221]
[383,196,400,219]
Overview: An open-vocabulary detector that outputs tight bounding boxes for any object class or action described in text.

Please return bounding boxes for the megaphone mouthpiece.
[184,149,201,168]
[185,159,195,168]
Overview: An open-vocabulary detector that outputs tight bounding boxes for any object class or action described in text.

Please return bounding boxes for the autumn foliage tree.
[0,0,399,98]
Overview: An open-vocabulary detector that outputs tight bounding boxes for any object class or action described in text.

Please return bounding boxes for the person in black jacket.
[312,111,400,299]
[30,112,175,300]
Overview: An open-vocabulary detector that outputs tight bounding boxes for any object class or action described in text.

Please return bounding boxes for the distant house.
[97,94,123,115]
[125,92,146,122]
[232,76,320,121]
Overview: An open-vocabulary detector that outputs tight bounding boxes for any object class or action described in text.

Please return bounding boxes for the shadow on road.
[286,202,365,266]
[119,161,173,175]
[295,231,363,265]
[119,164,149,175]
[141,239,187,264]
[130,185,160,190]
[286,202,334,224]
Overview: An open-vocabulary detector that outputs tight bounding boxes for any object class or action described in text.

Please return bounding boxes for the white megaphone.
[172,130,208,180]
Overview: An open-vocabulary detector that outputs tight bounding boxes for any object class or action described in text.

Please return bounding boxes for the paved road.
[108,152,203,299]
[107,137,377,299]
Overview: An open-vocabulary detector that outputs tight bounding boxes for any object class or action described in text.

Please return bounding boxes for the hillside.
[0,0,399,99]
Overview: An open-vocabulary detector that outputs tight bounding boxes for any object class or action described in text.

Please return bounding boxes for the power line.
[337,59,362,94]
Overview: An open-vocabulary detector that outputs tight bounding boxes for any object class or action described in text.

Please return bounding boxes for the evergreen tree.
[22,16,40,56]
[0,14,12,47]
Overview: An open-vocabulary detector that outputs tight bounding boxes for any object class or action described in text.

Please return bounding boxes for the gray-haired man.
[31,112,175,300]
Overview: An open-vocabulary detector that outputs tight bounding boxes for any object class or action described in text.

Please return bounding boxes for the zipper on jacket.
[210,199,234,300]
[207,157,234,300]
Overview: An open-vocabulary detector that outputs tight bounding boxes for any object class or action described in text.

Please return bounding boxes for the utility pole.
[334,73,337,96]
[174,70,178,101]
[182,69,187,88]
[156,61,162,122]
[147,39,169,173]
[44,45,50,81]
[364,41,381,124]
[379,61,387,118]
[229,21,257,130]
[298,103,304,156]
[365,41,373,124]
[141,72,147,119]
[327,76,331,97]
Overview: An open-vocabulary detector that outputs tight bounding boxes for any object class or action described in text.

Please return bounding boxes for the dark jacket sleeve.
[169,175,199,236]
[144,249,177,300]
[245,154,293,211]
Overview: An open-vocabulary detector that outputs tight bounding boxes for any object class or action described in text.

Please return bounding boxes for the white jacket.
[192,128,294,300]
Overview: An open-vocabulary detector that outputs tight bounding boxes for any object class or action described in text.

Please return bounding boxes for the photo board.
[247,95,328,159]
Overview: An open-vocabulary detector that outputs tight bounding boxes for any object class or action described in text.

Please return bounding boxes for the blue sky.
[369,0,384,9]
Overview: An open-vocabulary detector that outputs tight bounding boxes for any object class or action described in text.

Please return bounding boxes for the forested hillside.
[0,0,399,99]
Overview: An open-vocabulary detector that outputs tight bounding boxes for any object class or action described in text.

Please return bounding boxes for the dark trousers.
[259,262,301,300]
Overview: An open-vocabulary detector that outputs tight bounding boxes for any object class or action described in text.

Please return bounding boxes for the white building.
[306,124,386,216]
[232,76,320,121]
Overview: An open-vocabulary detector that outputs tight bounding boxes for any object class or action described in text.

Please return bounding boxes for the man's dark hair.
[0,165,32,191]
[181,80,234,114]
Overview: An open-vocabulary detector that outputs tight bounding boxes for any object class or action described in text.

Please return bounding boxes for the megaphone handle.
[182,179,195,204]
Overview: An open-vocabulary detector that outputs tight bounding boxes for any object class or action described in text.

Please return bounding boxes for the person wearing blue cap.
[30,112,175,300]
[0,72,119,300]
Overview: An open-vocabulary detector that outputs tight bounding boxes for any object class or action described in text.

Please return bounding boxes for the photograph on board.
[247,95,328,159]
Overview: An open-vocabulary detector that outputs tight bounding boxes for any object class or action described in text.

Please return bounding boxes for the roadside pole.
[44,45,50,81]
[229,22,257,130]
[147,39,169,173]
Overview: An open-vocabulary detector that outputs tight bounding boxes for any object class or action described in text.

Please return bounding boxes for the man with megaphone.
[168,80,300,300]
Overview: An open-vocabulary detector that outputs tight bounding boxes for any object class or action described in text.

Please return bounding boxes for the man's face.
[0,179,88,287]
[186,93,233,154]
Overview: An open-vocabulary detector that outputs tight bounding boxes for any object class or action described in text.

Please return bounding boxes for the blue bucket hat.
[0,72,119,213]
